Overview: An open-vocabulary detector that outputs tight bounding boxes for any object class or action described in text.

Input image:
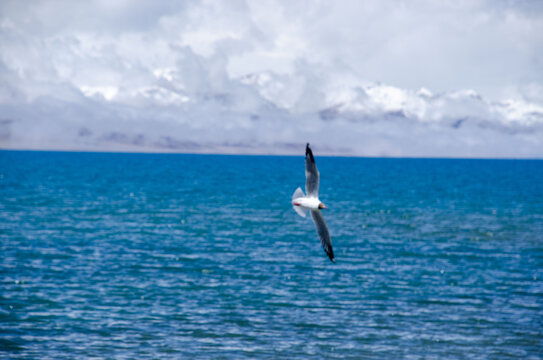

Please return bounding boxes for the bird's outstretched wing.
[305,143,319,197]
[310,210,334,263]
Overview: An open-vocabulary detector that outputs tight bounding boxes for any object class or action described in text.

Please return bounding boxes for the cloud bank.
[1,0,543,157]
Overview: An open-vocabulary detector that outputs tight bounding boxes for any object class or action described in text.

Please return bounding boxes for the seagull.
[291,143,335,263]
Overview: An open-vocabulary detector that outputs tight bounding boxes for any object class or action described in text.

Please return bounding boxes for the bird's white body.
[292,196,321,210]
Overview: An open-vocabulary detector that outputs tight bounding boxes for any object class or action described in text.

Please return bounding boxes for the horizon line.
[1,147,542,161]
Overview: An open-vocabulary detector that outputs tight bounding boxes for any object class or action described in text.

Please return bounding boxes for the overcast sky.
[1,0,542,157]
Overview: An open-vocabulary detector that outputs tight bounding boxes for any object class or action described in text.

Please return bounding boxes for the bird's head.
[318,202,327,210]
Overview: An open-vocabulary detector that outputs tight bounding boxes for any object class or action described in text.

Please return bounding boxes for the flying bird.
[292,143,335,263]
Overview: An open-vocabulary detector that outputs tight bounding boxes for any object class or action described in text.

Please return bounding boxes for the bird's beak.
[319,203,327,209]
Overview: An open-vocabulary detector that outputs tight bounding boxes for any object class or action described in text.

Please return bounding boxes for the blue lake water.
[1,150,542,359]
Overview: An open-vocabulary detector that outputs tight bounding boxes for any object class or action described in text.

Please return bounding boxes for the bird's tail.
[292,187,307,218]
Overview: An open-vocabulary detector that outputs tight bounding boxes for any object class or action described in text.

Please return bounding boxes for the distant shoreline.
[1,147,542,160]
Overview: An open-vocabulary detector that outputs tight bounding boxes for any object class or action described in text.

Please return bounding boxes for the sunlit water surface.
[1,151,542,359]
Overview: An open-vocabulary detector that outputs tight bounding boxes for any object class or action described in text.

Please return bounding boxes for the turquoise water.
[1,150,542,359]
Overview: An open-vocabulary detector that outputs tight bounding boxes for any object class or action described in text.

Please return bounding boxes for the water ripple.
[1,152,542,359]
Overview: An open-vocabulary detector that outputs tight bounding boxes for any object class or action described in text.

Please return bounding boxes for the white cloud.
[0,0,542,157]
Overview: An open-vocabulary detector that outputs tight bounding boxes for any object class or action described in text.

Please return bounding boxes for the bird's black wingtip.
[326,248,335,263]
[305,143,315,162]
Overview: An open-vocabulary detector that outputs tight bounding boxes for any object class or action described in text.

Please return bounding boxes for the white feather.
[292,187,308,218]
